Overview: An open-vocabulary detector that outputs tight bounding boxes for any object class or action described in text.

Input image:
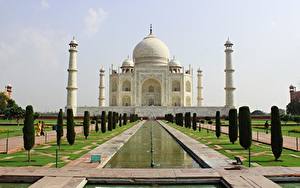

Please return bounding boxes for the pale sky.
[0,0,299,113]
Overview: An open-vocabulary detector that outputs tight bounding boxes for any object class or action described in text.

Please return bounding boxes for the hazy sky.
[0,0,299,113]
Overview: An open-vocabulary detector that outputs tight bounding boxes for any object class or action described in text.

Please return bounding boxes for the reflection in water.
[105,120,200,168]
[85,184,224,188]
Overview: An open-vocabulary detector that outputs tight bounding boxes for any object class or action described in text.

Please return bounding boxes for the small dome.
[133,34,170,65]
[224,38,233,46]
[169,57,181,67]
[121,58,134,67]
[69,37,78,46]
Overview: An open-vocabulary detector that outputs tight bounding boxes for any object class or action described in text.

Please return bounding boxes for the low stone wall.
[77,106,230,117]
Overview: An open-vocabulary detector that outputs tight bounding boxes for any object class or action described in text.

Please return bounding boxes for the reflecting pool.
[105,120,200,168]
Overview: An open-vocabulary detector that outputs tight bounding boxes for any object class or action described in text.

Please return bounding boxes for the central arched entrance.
[141,78,161,106]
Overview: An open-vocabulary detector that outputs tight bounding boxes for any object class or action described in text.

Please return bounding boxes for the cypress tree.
[101,111,106,133]
[179,113,184,127]
[239,106,252,167]
[238,106,252,149]
[192,113,197,131]
[112,112,117,129]
[123,113,127,125]
[228,108,238,144]
[119,114,122,127]
[215,111,221,138]
[271,106,283,161]
[83,111,90,139]
[56,109,63,149]
[66,108,76,145]
[175,113,179,125]
[108,111,112,131]
[23,105,35,162]
[95,115,99,133]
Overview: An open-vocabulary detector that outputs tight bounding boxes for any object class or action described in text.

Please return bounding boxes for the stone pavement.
[64,120,145,169]
[158,121,234,169]
[0,126,83,154]
[0,166,298,187]
[201,124,300,151]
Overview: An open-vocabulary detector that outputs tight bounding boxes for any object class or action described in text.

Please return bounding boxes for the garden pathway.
[201,124,300,151]
[0,126,83,154]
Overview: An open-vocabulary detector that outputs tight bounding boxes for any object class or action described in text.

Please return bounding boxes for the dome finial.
[150,24,153,35]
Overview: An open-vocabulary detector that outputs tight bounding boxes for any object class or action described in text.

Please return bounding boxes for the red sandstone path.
[201,124,300,151]
[0,126,83,154]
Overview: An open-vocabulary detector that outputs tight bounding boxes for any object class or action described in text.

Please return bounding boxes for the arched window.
[172,80,180,91]
[112,81,117,92]
[122,80,131,91]
[111,96,117,106]
[122,96,131,106]
[148,85,154,92]
[186,81,191,92]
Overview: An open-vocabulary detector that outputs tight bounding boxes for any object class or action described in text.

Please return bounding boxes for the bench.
[90,154,101,163]
[232,156,243,165]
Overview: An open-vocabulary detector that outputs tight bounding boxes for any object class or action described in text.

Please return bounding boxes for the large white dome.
[133,34,170,65]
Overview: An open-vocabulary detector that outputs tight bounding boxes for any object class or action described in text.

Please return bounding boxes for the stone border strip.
[64,120,146,169]
[158,120,234,169]
[1,167,299,187]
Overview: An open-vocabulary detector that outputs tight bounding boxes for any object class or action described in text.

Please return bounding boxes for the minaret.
[98,67,105,106]
[224,38,235,108]
[66,37,78,116]
[197,69,203,106]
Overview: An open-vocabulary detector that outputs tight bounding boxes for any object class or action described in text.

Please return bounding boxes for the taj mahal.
[66,26,236,117]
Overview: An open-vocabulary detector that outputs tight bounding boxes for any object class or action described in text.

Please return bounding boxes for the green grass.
[252,125,300,137]
[0,125,53,139]
[166,122,300,167]
[0,122,137,168]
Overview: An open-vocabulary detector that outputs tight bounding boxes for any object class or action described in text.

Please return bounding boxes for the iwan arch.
[66,26,236,117]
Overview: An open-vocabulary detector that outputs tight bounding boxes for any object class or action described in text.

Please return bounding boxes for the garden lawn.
[0,125,52,139]
[252,125,300,137]
[0,122,137,168]
[167,122,300,167]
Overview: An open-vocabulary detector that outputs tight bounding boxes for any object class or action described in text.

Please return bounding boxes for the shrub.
[108,111,112,131]
[228,108,238,144]
[112,112,117,129]
[123,113,127,125]
[238,106,252,149]
[66,108,76,145]
[215,111,221,138]
[23,105,35,162]
[119,114,122,127]
[271,106,283,161]
[95,115,99,133]
[56,109,63,148]
[83,111,90,139]
[192,113,197,131]
[101,111,106,133]
[178,113,184,126]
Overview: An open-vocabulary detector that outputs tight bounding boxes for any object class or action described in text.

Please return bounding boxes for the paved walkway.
[201,124,300,151]
[64,120,145,169]
[0,166,297,187]
[0,126,83,154]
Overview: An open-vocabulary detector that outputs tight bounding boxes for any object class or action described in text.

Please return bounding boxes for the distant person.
[264,120,269,134]
[40,121,45,136]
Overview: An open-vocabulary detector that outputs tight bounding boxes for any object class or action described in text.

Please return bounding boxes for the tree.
[23,105,35,162]
[251,110,266,116]
[192,113,197,131]
[271,106,283,161]
[178,113,184,127]
[0,92,9,113]
[215,111,221,138]
[108,111,112,131]
[123,113,127,125]
[239,106,252,167]
[101,111,106,133]
[112,112,117,129]
[83,111,90,139]
[56,109,63,149]
[228,108,238,144]
[119,114,122,127]
[95,116,99,133]
[286,101,300,115]
[66,108,76,145]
